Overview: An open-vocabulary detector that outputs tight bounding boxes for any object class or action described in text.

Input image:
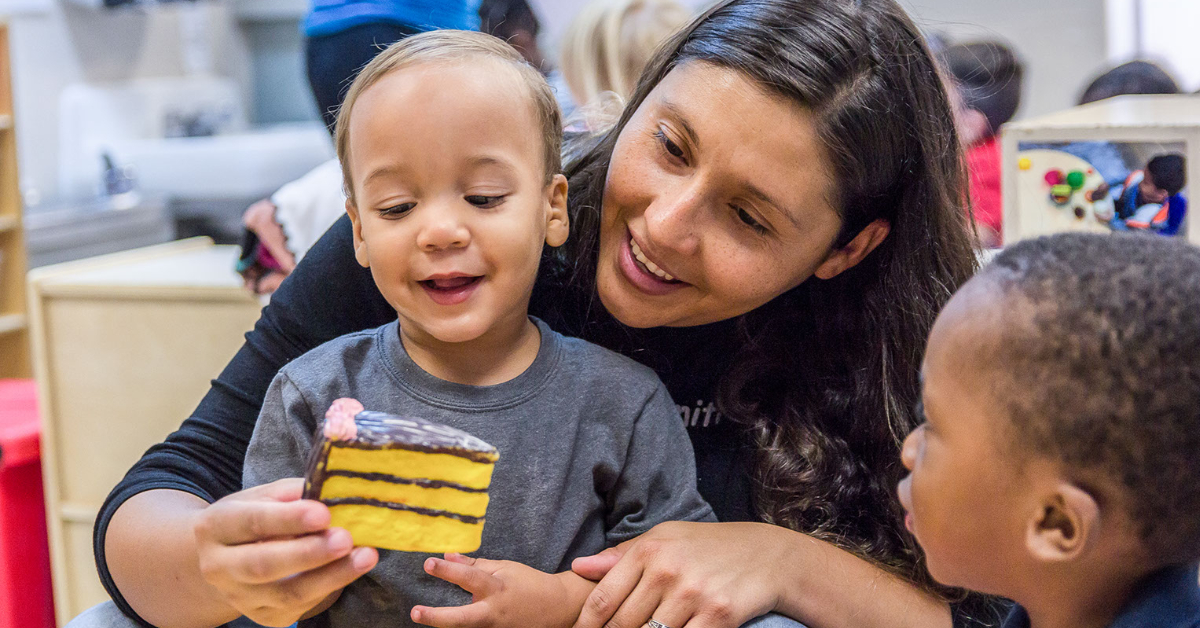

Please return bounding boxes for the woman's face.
[597,61,845,328]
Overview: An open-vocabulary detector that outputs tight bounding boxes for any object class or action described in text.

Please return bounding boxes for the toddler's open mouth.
[419,275,483,305]
[420,276,482,291]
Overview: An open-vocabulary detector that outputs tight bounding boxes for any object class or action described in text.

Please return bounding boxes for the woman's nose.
[644,180,704,255]
[416,205,471,251]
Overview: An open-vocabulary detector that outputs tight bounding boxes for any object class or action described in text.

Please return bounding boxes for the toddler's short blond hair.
[335,30,563,205]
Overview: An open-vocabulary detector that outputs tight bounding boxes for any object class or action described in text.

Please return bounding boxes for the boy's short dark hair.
[941,41,1024,135]
[1147,153,1186,196]
[1079,60,1180,105]
[979,233,1200,563]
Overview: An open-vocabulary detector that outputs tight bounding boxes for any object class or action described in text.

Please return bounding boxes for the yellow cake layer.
[319,475,489,517]
[326,445,496,489]
[330,503,484,553]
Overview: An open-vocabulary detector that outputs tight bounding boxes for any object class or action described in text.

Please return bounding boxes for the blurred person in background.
[306,1,482,131]
[940,41,1023,248]
[1079,59,1180,105]
[559,0,692,111]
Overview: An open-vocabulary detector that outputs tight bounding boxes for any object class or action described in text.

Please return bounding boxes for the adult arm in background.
[571,522,1007,628]
[96,216,395,628]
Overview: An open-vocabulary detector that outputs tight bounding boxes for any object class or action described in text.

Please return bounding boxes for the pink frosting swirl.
[323,398,364,441]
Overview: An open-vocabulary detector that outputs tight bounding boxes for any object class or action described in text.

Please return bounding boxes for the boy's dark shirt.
[1001,563,1200,628]
[92,215,999,627]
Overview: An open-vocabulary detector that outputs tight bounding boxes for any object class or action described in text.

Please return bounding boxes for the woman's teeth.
[630,238,675,282]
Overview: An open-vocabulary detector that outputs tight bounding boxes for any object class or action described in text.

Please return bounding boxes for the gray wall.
[899,0,1109,119]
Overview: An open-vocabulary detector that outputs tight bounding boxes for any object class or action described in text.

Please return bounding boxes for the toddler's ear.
[545,174,570,248]
[1025,482,1099,564]
[345,199,370,268]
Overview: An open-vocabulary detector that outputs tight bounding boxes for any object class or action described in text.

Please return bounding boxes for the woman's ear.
[1025,483,1099,564]
[545,174,570,248]
[345,200,370,268]
[814,218,890,280]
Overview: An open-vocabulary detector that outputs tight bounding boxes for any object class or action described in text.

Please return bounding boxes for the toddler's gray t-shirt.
[244,318,715,628]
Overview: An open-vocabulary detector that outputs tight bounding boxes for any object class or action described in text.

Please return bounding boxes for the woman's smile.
[619,229,689,296]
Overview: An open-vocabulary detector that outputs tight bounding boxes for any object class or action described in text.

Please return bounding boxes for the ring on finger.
[648,620,673,628]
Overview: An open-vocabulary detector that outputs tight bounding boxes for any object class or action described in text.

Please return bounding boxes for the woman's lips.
[618,234,687,297]
[419,276,482,306]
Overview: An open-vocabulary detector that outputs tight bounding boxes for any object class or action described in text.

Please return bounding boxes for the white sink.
[58,77,335,202]
[113,123,335,200]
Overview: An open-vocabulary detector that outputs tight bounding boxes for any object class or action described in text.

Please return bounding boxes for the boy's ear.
[345,200,370,268]
[545,174,570,248]
[1025,482,1099,563]
[814,219,890,280]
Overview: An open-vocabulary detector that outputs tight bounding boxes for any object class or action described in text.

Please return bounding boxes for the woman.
[95,1,995,627]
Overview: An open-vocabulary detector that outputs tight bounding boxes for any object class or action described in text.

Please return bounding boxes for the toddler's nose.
[416,207,470,251]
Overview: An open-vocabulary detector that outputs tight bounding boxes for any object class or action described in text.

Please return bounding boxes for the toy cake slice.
[303,398,499,553]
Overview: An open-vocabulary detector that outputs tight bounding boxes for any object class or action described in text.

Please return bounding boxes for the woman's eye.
[735,206,768,234]
[654,129,686,161]
[379,202,415,217]
[466,195,505,208]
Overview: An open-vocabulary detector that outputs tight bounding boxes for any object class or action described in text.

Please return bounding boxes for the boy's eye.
[379,202,415,217]
[735,205,768,235]
[466,195,505,208]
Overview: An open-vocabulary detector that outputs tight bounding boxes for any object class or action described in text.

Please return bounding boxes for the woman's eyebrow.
[659,100,701,150]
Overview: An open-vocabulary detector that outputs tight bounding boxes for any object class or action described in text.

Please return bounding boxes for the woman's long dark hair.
[553,0,978,598]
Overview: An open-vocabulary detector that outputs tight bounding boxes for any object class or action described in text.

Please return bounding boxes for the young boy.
[898,232,1200,628]
[243,31,713,628]
[1092,153,1188,235]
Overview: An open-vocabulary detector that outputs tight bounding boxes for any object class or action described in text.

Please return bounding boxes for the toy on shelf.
[1002,95,1199,244]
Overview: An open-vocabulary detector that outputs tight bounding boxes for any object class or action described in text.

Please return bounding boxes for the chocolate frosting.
[322,497,485,524]
[323,469,488,493]
[344,411,497,460]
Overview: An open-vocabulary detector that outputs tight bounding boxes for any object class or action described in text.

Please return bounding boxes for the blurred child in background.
[941,41,1024,248]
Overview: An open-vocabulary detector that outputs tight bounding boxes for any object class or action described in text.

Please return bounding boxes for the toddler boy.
[899,232,1200,628]
[244,30,712,628]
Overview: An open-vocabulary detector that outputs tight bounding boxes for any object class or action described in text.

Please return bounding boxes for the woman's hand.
[570,522,784,628]
[192,478,378,627]
[413,554,595,628]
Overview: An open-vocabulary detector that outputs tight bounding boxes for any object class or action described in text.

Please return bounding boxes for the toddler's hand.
[413,554,591,628]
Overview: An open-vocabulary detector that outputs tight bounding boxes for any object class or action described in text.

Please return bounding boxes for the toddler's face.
[345,61,566,346]
[897,283,1031,594]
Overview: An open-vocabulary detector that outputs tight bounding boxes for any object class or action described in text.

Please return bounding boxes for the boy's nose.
[900,426,922,471]
[416,208,471,251]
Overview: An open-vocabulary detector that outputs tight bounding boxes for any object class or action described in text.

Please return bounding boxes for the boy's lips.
[419,274,483,306]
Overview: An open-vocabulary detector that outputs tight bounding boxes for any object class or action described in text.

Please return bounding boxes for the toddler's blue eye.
[466,195,505,208]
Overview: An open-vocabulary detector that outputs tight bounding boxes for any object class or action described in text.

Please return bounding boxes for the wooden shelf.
[0,313,26,335]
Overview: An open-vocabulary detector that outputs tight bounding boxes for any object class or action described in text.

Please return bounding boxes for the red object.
[1044,168,1064,186]
[966,136,1003,245]
[0,380,56,628]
